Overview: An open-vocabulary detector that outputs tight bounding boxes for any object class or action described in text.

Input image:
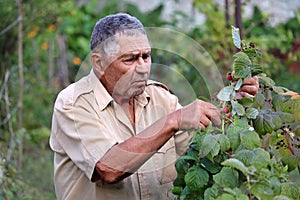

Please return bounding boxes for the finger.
[243,76,259,86]
[199,116,211,127]
[210,112,222,127]
[240,85,258,96]
[198,123,206,131]
[237,91,254,98]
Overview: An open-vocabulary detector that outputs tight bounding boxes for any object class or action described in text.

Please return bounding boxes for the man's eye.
[123,55,137,63]
[142,53,151,60]
[123,57,136,62]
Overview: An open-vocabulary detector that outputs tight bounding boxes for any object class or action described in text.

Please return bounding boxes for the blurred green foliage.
[0,0,299,198]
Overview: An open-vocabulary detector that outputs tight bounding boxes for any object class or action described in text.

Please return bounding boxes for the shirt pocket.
[154,138,177,185]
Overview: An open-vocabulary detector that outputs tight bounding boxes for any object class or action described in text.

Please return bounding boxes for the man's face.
[100,33,151,99]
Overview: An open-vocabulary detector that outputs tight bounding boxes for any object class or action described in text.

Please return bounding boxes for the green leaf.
[273,195,292,200]
[259,76,275,87]
[184,166,209,191]
[227,131,240,151]
[240,130,261,149]
[251,148,270,170]
[250,64,263,76]
[221,158,250,175]
[235,149,255,166]
[281,182,300,200]
[199,134,218,158]
[216,134,231,152]
[217,193,235,200]
[235,78,243,90]
[200,158,222,174]
[272,86,289,94]
[278,112,295,123]
[246,108,259,119]
[204,184,219,200]
[255,92,265,108]
[232,101,245,116]
[213,167,239,188]
[233,116,249,128]
[272,94,285,111]
[282,155,300,171]
[217,86,234,101]
[232,26,241,49]
[233,52,252,78]
[252,183,274,199]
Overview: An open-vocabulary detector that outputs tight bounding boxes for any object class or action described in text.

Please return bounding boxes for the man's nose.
[135,63,149,74]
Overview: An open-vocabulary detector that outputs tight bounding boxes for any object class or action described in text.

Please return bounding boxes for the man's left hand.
[235,76,259,99]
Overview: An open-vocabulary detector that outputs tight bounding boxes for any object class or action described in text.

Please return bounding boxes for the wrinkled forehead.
[103,32,151,59]
[115,33,150,54]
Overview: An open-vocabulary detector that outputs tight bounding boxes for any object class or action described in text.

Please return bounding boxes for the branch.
[4,70,16,162]
[0,16,22,36]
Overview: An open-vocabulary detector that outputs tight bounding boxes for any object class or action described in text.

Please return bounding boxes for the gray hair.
[90,13,146,52]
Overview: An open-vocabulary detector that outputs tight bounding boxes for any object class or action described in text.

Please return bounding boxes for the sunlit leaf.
[232,26,241,49]
[221,158,250,176]
[217,86,234,101]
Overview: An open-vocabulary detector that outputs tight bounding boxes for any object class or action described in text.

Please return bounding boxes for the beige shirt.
[50,70,192,200]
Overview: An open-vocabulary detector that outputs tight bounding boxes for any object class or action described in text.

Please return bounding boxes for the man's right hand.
[174,100,222,131]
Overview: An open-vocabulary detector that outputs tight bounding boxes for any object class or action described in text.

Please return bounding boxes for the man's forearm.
[94,111,179,183]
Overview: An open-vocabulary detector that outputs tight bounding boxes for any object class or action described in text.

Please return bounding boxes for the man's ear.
[91,53,104,76]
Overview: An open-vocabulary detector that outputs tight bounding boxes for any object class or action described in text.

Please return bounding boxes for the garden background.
[1,0,299,199]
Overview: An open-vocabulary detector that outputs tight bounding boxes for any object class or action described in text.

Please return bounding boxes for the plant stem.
[283,129,295,155]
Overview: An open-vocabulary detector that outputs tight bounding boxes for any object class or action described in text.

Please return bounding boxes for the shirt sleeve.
[52,91,117,181]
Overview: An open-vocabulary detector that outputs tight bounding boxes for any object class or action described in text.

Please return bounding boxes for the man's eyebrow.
[118,49,151,59]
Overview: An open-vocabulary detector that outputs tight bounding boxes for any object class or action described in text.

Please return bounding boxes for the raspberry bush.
[172,27,300,200]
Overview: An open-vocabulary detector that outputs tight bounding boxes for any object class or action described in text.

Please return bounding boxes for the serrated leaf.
[279,112,295,123]
[272,94,285,111]
[240,130,261,149]
[272,86,289,94]
[252,183,274,199]
[221,158,250,175]
[235,149,255,167]
[232,101,245,116]
[200,158,222,174]
[233,52,252,78]
[213,167,239,188]
[184,166,209,191]
[251,148,270,170]
[246,108,259,119]
[273,195,292,200]
[281,182,300,200]
[232,26,241,49]
[199,134,219,158]
[217,86,234,101]
[217,193,235,200]
[216,134,231,152]
[282,155,300,171]
[259,76,275,87]
[250,64,263,76]
[255,92,265,108]
[204,184,219,200]
[233,116,249,128]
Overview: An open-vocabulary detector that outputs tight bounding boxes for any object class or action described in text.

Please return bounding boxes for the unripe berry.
[222,107,229,113]
[227,73,232,81]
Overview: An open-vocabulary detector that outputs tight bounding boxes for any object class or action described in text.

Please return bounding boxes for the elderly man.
[50,13,259,200]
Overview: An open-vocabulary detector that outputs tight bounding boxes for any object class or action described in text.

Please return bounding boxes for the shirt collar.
[89,69,113,111]
[135,90,150,108]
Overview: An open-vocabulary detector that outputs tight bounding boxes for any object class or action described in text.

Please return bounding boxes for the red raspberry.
[227,73,232,81]
[222,107,229,113]
[226,113,232,118]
